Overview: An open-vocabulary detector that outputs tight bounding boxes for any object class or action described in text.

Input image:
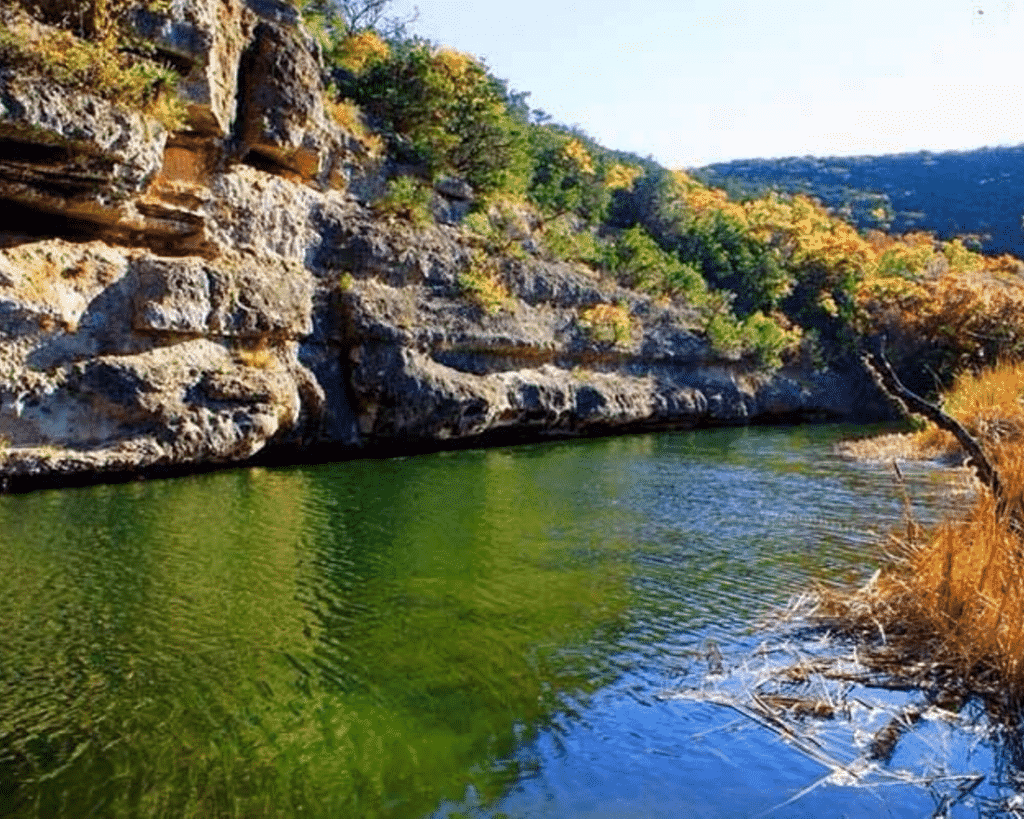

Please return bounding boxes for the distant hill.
[693,145,1024,259]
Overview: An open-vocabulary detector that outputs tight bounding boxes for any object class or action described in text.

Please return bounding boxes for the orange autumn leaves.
[669,171,1024,349]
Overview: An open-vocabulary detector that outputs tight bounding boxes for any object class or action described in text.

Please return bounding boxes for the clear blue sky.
[385,0,1024,168]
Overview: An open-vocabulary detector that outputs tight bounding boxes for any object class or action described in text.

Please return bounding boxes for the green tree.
[603,226,707,303]
[689,212,789,317]
[337,41,529,195]
[526,129,619,224]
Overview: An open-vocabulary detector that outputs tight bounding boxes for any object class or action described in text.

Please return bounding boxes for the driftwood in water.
[860,336,1022,532]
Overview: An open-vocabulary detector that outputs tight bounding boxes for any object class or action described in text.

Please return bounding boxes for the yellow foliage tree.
[561,139,595,177]
[333,30,390,73]
[604,163,642,192]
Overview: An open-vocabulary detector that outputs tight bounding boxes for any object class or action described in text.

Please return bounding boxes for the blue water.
[0,425,993,818]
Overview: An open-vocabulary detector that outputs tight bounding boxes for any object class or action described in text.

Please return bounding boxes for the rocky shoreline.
[0,0,889,493]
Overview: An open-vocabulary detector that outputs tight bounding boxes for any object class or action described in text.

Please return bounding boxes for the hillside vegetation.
[301,5,1024,389]
[6,0,1017,386]
[694,146,1024,259]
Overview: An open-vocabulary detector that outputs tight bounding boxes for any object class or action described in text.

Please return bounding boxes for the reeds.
[837,359,1024,464]
[817,441,1024,710]
[915,360,1024,454]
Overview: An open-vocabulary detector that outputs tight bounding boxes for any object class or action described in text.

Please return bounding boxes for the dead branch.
[860,335,1022,532]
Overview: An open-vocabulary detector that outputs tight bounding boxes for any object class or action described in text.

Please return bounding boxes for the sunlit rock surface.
[0,0,878,490]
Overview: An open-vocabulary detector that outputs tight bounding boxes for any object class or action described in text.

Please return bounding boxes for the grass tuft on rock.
[0,6,186,130]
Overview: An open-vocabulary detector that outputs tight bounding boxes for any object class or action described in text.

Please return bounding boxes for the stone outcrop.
[133,0,258,138]
[0,70,167,221]
[0,0,879,491]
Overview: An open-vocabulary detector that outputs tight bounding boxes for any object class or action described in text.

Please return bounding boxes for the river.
[0,425,994,818]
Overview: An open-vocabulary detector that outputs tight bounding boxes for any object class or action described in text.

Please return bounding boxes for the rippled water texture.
[0,426,971,818]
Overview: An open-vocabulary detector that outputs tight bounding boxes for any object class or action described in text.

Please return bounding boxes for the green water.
[0,426,966,818]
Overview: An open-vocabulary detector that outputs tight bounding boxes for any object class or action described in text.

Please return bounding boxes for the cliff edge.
[0,0,875,490]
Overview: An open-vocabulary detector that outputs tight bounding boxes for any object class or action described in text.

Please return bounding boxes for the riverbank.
[0,0,889,493]
[0,215,872,492]
[0,412,852,495]
[835,360,1024,464]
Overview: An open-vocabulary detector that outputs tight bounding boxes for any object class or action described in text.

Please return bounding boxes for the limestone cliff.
[0,0,876,491]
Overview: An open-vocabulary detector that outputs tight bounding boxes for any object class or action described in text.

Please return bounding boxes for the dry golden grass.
[816,442,1024,706]
[915,360,1024,455]
[233,340,278,370]
[820,363,1024,706]
[937,360,1024,424]
[324,98,384,156]
[841,361,1024,464]
[834,432,953,463]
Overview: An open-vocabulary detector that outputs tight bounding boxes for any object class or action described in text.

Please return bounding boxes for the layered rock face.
[0,0,874,490]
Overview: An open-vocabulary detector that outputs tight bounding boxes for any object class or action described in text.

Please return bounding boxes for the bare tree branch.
[860,335,1023,533]
[300,0,417,38]
[338,0,417,35]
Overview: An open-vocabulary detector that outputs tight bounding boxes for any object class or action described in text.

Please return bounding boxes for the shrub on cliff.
[526,131,608,223]
[698,302,801,370]
[459,252,511,315]
[1,4,186,129]
[463,198,536,258]
[539,217,603,265]
[579,302,632,345]
[333,38,530,195]
[602,225,707,304]
[373,176,434,225]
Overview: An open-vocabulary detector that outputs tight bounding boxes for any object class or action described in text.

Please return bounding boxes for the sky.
[383,0,1024,168]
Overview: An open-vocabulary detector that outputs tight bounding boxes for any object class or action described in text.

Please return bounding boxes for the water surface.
[0,425,972,817]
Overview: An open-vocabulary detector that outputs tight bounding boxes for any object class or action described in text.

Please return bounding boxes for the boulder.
[65,340,304,458]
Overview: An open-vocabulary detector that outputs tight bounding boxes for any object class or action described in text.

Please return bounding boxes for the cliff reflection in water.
[0,426,972,818]
[0,448,634,818]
